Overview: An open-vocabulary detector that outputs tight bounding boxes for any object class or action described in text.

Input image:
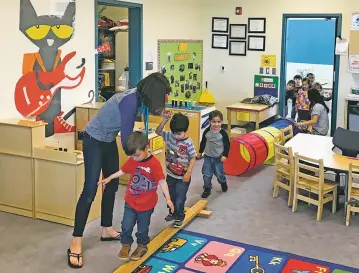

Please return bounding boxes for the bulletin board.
[158,40,203,102]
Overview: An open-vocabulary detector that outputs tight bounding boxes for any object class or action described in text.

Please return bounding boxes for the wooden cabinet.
[0,119,101,226]
[33,147,101,226]
[0,119,46,218]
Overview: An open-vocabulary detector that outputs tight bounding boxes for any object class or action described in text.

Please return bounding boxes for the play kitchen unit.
[0,119,101,226]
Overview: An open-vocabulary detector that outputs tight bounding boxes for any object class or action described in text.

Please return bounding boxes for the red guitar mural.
[14,51,86,118]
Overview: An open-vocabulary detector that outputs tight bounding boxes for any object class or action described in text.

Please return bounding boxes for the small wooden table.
[227,103,278,137]
[285,133,357,214]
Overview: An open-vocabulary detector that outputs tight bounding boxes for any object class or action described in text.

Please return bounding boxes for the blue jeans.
[120,203,154,246]
[72,132,119,237]
[202,155,226,190]
[166,175,190,221]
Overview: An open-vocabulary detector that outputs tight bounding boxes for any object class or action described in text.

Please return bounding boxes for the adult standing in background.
[67,73,171,269]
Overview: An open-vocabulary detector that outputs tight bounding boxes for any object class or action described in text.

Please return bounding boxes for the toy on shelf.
[199,81,215,106]
[224,118,298,176]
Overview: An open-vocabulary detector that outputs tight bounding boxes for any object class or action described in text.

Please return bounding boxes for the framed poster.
[229,41,246,56]
[248,18,266,33]
[212,34,229,49]
[248,35,266,51]
[229,24,247,39]
[212,17,229,33]
[158,40,203,102]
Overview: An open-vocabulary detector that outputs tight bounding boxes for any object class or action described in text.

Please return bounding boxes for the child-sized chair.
[273,143,294,206]
[292,153,338,221]
[280,125,294,145]
[346,163,359,226]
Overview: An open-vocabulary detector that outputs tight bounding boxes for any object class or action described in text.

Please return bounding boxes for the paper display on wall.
[213,36,227,48]
[351,13,359,30]
[260,54,276,67]
[254,75,279,97]
[249,37,264,50]
[158,40,203,102]
[335,37,349,55]
[231,42,246,55]
[349,55,359,73]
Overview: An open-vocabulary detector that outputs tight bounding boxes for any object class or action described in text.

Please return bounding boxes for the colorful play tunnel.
[224,118,298,176]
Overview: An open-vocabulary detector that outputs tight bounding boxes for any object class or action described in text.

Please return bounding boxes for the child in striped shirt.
[156,112,197,228]
[296,77,311,121]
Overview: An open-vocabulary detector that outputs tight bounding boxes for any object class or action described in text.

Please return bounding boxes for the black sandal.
[100,232,121,241]
[67,248,83,269]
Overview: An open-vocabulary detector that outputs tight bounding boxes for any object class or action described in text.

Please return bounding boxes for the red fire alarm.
[235,7,242,15]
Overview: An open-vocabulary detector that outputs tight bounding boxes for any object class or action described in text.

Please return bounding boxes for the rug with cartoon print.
[135,230,358,273]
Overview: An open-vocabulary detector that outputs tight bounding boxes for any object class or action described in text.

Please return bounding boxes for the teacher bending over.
[67,73,171,268]
[296,88,329,136]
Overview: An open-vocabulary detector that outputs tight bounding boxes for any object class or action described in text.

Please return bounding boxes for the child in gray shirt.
[197,110,230,198]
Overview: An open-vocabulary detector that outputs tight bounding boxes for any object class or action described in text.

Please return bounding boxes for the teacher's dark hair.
[137,72,171,115]
[308,88,329,113]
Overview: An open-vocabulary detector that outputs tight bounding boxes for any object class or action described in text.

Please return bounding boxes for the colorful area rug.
[135,230,358,273]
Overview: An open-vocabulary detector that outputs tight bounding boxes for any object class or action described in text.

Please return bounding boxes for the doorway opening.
[280,14,342,136]
[95,0,143,102]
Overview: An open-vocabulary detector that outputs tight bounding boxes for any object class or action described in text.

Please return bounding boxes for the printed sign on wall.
[260,54,276,68]
[254,75,279,97]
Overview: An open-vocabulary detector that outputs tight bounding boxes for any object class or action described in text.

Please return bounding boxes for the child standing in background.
[306,73,316,88]
[197,110,230,198]
[285,80,295,117]
[296,77,311,121]
[156,112,197,228]
[100,131,174,261]
[291,75,302,120]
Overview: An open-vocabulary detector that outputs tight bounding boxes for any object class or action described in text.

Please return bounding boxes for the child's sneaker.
[118,244,131,260]
[201,189,211,198]
[130,245,148,261]
[173,219,183,228]
[221,182,228,192]
[165,213,175,222]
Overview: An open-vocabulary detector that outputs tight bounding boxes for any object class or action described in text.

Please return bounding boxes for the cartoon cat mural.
[16,0,87,137]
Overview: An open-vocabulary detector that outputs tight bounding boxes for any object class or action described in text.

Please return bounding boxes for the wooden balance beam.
[184,207,212,218]
[113,199,208,273]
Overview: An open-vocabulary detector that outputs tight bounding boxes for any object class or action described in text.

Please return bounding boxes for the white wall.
[0,0,95,121]
[0,0,95,147]
[138,0,205,77]
[0,0,204,148]
[202,0,359,128]
[2,0,358,148]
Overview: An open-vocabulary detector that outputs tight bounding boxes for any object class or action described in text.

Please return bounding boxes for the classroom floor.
[1,162,358,273]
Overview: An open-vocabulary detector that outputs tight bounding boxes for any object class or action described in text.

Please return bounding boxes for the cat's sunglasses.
[25,24,73,40]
